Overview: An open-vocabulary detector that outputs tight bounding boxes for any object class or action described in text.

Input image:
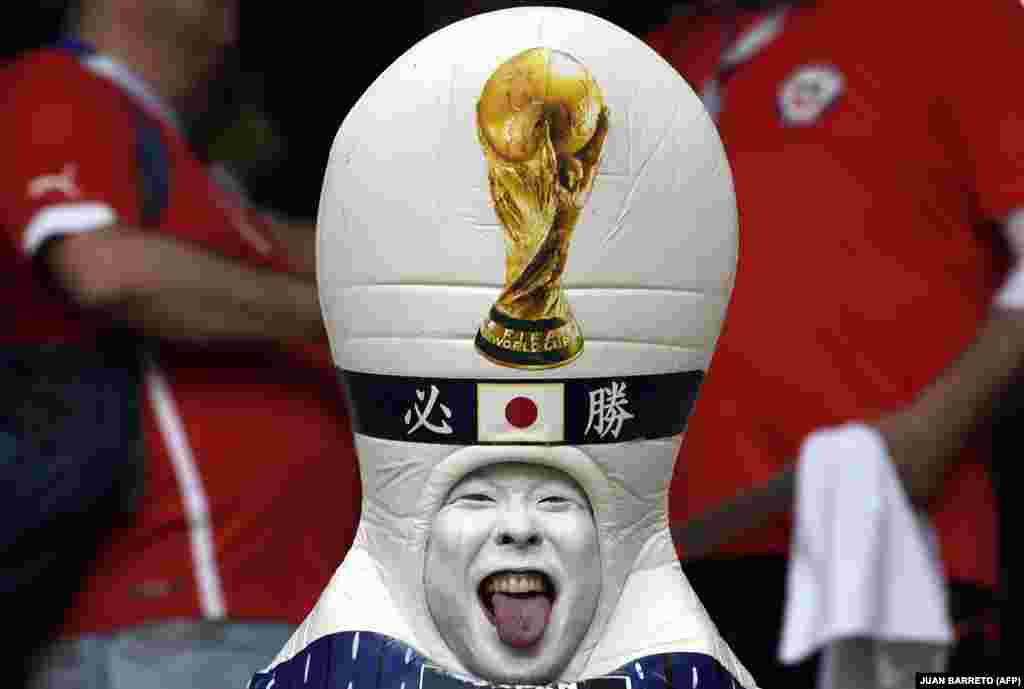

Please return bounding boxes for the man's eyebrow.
[451,477,496,493]
[531,479,587,500]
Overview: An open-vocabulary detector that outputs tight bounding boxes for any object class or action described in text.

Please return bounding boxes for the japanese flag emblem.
[477,383,565,443]
[778,64,844,126]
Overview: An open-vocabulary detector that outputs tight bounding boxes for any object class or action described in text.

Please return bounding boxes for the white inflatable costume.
[251,8,756,689]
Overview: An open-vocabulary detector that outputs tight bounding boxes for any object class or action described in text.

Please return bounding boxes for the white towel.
[779,423,953,689]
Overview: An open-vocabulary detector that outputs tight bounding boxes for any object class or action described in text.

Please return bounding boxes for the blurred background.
[6,2,686,221]
[5,0,1016,682]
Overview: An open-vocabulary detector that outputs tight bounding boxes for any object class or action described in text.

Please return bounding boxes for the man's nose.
[494,504,542,548]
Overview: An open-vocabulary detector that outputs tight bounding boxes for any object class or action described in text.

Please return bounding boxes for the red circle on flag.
[505,396,538,429]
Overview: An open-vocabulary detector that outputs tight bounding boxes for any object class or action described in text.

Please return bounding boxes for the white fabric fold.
[779,423,953,688]
[994,209,1024,309]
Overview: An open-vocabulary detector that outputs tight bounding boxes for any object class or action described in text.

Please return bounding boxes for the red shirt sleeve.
[0,52,143,258]
[932,0,1024,222]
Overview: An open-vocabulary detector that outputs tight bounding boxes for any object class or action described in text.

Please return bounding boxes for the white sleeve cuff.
[22,202,118,256]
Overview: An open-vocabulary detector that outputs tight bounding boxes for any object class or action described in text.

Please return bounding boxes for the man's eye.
[539,495,572,507]
[456,493,494,503]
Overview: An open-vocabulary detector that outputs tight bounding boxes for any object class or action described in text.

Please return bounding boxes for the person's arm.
[876,311,1024,505]
[877,210,1024,505]
[207,165,319,280]
[46,224,326,343]
[672,313,1024,557]
[671,463,796,560]
[673,212,1024,557]
[261,213,318,279]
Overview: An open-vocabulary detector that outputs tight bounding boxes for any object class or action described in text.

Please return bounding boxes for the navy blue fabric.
[1,343,143,585]
[249,631,743,689]
[340,370,704,445]
[54,35,96,56]
[2,341,145,684]
[132,100,170,226]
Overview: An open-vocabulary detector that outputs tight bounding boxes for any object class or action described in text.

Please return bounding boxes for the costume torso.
[251,631,743,689]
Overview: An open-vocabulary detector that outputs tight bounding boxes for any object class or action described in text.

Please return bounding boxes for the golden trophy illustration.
[474,47,609,369]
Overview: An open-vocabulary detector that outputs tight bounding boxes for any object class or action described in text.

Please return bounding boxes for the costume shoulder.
[250,631,746,689]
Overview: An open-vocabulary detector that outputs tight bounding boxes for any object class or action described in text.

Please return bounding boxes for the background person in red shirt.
[1,1,360,687]
[646,0,1023,684]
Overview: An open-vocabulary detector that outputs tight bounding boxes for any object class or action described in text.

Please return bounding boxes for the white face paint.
[424,462,601,684]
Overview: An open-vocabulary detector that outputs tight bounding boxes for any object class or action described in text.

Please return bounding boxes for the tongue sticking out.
[491,593,552,648]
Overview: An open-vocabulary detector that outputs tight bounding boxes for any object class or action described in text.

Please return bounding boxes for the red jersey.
[0,45,360,633]
[648,0,1024,588]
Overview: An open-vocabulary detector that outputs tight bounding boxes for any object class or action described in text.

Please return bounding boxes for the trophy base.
[475,307,584,370]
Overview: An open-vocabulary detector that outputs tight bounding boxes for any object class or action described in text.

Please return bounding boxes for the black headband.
[338,370,703,445]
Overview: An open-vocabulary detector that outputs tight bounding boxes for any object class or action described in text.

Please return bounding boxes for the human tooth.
[487,573,548,594]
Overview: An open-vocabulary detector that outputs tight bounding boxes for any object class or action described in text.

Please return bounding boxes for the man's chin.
[464,616,569,685]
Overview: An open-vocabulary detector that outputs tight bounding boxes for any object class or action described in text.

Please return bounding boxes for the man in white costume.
[250,7,756,689]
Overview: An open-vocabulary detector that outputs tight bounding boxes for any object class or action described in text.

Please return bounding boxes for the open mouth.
[479,571,556,648]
